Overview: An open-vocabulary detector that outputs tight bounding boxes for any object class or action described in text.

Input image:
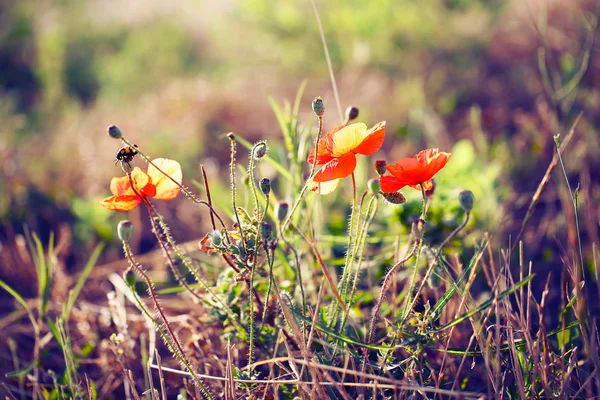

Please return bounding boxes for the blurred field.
[1,0,599,398]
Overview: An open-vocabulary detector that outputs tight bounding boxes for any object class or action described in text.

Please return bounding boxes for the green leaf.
[0,279,38,332]
[5,359,36,379]
[433,274,535,332]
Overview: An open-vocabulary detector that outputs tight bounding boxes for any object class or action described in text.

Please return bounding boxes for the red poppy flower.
[99,158,182,211]
[307,121,386,194]
[380,149,451,193]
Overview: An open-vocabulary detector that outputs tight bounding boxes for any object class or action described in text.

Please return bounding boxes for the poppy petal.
[147,158,182,200]
[99,195,143,211]
[353,121,386,156]
[380,176,407,193]
[110,175,134,196]
[308,178,341,195]
[312,153,357,182]
[330,123,368,156]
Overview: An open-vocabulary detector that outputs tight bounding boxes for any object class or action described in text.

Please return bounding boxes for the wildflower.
[99,158,182,211]
[380,149,451,193]
[307,121,386,194]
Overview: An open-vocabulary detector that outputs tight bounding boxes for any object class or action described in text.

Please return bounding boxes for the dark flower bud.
[108,125,123,139]
[382,192,406,205]
[260,222,272,240]
[458,190,475,212]
[412,218,425,239]
[368,178,380,195]
[260,178,271,195]
[276,201,289,222]
[375,160,387,176]
[120,161,134,174]
[117,220,134,241]
[124,269,136,287]
[254,141,269,159]
[312,97,325,117]
[345,106,359,121]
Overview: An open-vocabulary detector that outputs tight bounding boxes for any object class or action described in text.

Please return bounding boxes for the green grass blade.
[0,279,38,333]
[267,95,294,156]
[62,242,105,323]
[433,274,535,333]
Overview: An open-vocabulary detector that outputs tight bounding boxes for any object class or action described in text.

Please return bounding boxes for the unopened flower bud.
[458,190,475,212]
[368,178,380,195]
[276,201,289,222]
[120,161,134,174]
[226,132,235,141]
[254,141,269,159]
[382,191,406,205]
[345,106,359,121]
[124,269,136,287]
[260,222,272,240]
[312,97,325,117]
[412,218,425,239]
[108,125,123,139]
[208,230,222,246]
[260,178,271,195]
[117,220,134,241]
[375,160,387,176]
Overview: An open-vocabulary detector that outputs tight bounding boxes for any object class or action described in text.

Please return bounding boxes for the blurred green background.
[1,0,598,289]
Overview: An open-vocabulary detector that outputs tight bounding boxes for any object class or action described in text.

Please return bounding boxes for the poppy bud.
[275,201,289,222]
[375,160,387,176]
[312,97,325,117]
[120,161,134,174]
[368,178,380,195]
[254,141,269,159]
[117,220,134,242]
[345,106,359,121]
[260,222,272,240]
[458,190,475,212]
[226,132,235,141]
[260,178,271,195]
[208,230,222,246]
[108,125,123,139]
[124,269,136,287]
[412,218,425,240]
[382,191,406,205]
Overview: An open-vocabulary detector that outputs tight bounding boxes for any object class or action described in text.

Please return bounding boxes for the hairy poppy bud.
[412,218,425,239]
[459,190,475,212]
[120,161,134,174]
[375,160,387,176]
[117,220,134,241]
[368,178,380,195]
[345,106,359,121]
[208,230,222,246]
[108,125,123,139]
[124,269,136,287]
[254,141,269,159]
[260,222,272,240]
[260,178,271,195]
[276,201,289,222]
[382,191,406,205]
[312,97,325,117]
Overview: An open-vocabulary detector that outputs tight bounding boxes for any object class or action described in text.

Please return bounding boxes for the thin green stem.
[228,136,247,254]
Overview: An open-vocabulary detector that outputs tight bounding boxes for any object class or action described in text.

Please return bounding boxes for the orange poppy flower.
[380,149,451,193]
[99,158,182,211]
[307,121,386,194]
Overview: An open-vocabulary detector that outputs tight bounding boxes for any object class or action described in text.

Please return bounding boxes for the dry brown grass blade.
[512,112,583,252]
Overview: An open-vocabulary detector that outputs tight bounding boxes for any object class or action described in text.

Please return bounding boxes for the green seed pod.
[260,222,272,240]
[209,230,222,246]
[276,201,289,222]
[107,125,123,139]
[124,269,136,287]
[345,106,359,121]
[260,178,271,195]
[368,178,380,195]
[312,97,325,117]
[117,220,134,241]
[375,160,387,176]
[459,190,475,212]
[382,192,406,205]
